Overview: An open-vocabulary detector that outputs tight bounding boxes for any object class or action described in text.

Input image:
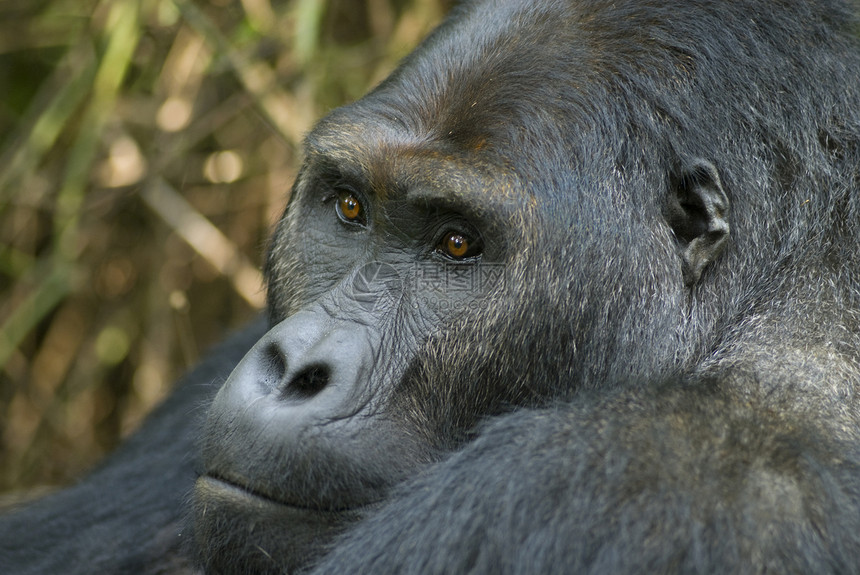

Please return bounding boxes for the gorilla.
[3,0,860,573]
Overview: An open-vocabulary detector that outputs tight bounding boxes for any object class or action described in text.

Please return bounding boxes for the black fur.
[4,0,860,573]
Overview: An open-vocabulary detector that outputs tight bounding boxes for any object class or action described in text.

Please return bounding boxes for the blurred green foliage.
[0,0,450,494]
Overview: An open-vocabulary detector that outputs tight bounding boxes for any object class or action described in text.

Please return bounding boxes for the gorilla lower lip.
[193,473,363,574]
[199,474,369,513]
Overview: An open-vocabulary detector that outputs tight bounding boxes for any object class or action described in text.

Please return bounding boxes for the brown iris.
[337,192,362,222]
[443,232,470,259]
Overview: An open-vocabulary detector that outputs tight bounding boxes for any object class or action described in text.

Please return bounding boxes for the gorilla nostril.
[284,365,330,399]
[261,343,287,392]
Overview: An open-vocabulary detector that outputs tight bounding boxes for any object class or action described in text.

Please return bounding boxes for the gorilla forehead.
[317,0,856,187]
[312,7,596,160]
[302,0,710,217]
[349,0,695,142]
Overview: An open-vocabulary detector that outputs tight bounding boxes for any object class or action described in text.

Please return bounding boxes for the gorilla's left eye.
[336,190,366,226]
[437,231,482,260]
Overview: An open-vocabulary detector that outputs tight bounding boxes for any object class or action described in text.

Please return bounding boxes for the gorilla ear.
[665,160,730,287]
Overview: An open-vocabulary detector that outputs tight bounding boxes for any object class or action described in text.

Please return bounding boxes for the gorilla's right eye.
[336,190,366,226]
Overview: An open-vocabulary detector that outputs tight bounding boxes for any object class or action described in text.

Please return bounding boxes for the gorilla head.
[191,0,860,572]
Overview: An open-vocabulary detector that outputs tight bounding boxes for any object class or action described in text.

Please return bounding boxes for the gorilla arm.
[310,374,860,575]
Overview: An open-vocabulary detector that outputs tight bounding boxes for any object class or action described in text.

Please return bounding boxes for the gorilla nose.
[259,319,371,402]
[202,311,376,469]
[200,312,400,514]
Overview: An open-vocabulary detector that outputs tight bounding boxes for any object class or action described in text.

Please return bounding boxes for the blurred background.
[0,0,451,496]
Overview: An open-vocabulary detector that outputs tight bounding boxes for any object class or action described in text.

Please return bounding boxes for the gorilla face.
[192,121,522,572]
[192,1,736,572]
[192,108,534,572]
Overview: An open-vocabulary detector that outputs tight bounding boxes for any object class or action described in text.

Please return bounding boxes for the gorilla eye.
[336,190,365,225]
[438,231,481,260]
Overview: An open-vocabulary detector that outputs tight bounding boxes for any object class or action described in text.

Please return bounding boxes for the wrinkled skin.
[3,0,860,574]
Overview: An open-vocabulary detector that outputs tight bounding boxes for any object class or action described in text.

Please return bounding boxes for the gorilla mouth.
[198,474,376,514]
[192,474,369,574]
